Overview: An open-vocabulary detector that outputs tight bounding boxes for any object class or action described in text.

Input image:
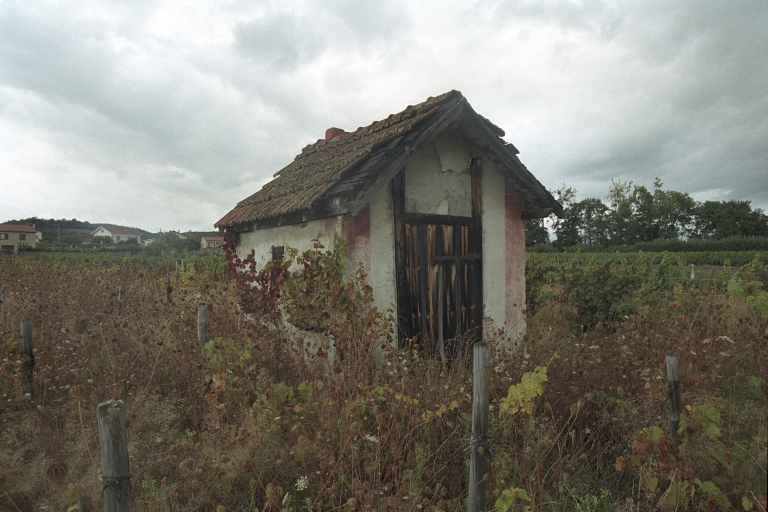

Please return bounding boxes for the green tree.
[552,186,580,248]
[576,197,609,246]
[606,179,637,245]
[693,200,768,238]
[145,232,199,254]
[525,218,550,246]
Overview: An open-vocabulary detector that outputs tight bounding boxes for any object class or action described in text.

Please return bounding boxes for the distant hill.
[2,217,219,247]
[2,217,99,245]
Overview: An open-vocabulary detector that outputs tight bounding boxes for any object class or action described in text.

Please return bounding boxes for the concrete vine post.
[197,303,208,352]
[166,271,171,303]
[20,319,34,397]
[97,399,131,512]
[690,264,696,291]
[666,354,682,445]
[468,341,490,512]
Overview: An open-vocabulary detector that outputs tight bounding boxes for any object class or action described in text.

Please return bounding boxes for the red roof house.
[0,224,42,254]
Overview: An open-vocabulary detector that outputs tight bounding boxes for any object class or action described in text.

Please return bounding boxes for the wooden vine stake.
[666,354,682,445]
[20,319,34,398]
[97,399,131,511]
[117,284,122,317]
[197,303,210,392]
[468,341,490,512]
[1,289,6,325]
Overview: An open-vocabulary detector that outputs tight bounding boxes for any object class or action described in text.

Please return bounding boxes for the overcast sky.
[1,0,766,232]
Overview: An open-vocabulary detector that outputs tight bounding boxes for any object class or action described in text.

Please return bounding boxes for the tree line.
[526,179,768,249]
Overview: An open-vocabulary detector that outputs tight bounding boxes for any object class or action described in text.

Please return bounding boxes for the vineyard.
[0,247,766,511]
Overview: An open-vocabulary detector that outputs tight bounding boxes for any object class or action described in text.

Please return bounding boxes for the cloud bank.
[1,0,765,230]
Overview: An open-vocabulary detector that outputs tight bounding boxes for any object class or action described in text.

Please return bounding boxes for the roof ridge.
[235,91,463,215]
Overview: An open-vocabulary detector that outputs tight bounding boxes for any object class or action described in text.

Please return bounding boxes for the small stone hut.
[216,90,562,354]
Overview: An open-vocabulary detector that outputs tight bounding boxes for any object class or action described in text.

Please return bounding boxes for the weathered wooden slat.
[417,224,429,345]
[393,172,410,347]
[437,261,446,364]
[470,161,484,343]
[454,225,462,347]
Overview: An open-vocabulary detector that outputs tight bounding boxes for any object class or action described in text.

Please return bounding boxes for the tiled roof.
[217,91,463,228]
[0,224,39,233]
[217,90,562,229]
[202,236,225,241]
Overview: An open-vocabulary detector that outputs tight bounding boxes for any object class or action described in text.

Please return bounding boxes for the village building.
[201,236,225,250]
[0,224,42,254]
[90,225,142,244]
[216,91,562,354]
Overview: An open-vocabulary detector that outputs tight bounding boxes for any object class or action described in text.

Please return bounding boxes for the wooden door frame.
[393,160,483,349]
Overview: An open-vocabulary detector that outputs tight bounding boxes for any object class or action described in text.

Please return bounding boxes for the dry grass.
[0,254,765,511]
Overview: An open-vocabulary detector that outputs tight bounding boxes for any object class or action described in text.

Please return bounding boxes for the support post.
[97,400,131,512]
[418,225,429,345]
[690,264,696,291]
[166,272,171,303]
[20,319,34,397]
[468,341,490,512]
[117,284,122,317]
[64,264,68,280]
[175,261,179,282]
[197,304,208,352]
[1,289,6,324]
[666,354,682,445]
[437,261,446,366]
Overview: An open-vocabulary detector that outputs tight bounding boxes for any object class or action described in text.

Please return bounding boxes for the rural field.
[0,248,766,511]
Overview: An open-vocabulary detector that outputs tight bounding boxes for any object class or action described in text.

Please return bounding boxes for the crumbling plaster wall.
[480,156,526,352]
[235,185,395,315]
[404,130,472,217]
[237,218,336,268]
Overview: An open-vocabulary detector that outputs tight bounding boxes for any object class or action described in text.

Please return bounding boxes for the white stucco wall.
[236,187,396,315]
[480,157,508,338]
[404,131,472,217]
[237,218,337,269]
[480,156,527,353]
[368,182,397,313]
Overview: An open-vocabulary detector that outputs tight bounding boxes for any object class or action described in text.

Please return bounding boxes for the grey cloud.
[234,1,409,70]
[235,13,326,69]
[1,0,765,230]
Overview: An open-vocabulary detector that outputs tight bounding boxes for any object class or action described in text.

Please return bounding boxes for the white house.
[90,225,142,244]
[216,91,562,355]
[201,236,225,250]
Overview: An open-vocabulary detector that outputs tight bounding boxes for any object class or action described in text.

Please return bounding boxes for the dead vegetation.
[0,251,765,511]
